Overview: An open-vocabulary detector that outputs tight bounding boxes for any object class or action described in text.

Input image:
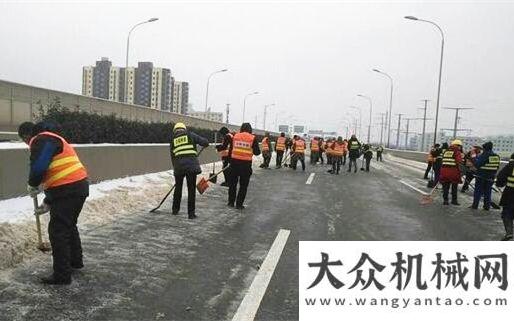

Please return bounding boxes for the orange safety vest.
[231,132,255,162]
[325,142,334,156]
[294,139,305,154]
[427,149,435,163]
[261,137,270,152]
[218,133,233,158]
[276,137,286,151]
[29,131,88,190]
[342,141,348,154]
[333,142,345,156]
[310,139,319,152]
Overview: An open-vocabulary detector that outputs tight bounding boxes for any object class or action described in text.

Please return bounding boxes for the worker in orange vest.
[310,137,320,165]
[342,139,348,166]
[325,138,334,166]
[216,126,233,186]
[18,121,89,285]
[291,135,306,171]
[318,137,325,164]
[330,136,346,174]
[424,145,437,179]
[275,132,287,168]
[228,123,261,209]
[259,132,271,169]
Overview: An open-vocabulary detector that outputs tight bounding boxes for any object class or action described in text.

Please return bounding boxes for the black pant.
[377,152,383,162]
[228,164,252,207]
[310,151,318,164]
[319,152,324,164]
[461,170,474,191]
[173,173,197,214]
[276,150,284,167]
[291,153,305,171]
[262,152,271,168]
[442,182,458,203]
[424,162,433,179]
[348,158,358,172]
[365,158,371,171]
[48,196,87,281]
[332,156,342,173]
[342,154,347,165]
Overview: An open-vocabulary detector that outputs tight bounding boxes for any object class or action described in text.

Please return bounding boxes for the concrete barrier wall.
[0,79,275,137]
[0,144,220,200]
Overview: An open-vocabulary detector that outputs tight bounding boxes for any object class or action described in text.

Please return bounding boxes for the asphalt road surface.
[0,155,504,321]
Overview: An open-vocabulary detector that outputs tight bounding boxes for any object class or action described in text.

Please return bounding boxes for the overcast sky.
[1,0,513,140]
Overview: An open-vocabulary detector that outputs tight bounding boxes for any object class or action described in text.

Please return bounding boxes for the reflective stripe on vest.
[29,131,88,190]
[219,133,233,158]
[276,137,286,151]
[231,132,255,161]
[172,134,197,157]
[507,167,514,188]
[350,141,359,150]
[310,139,319,151]
[261,137,270,152]
[294,140,305,154]
[442,150,456,167]
[333,142,345,156]
[482,155,501,171]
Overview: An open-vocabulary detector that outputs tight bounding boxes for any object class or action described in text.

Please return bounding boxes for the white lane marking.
[399,180,429,196]
[232,229,291,321]
[305,173,315,185]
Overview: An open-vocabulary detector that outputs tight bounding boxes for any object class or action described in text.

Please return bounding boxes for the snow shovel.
[32,195,51,252]
[198,165,230,194]
[209,163,218,183]
[420,184,438,205]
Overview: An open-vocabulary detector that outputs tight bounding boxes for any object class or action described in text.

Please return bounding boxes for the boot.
[443,199,449,205]
[451,200,460,206]
[502,218,513,241]
[188,213,197,219]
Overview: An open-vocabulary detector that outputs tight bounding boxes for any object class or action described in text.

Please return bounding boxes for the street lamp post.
[405,16,445,146]
[357,94,373,143]
[204,69,228,112]
[349,106,362,138]
[125,17,159,103]
[242,91,259,123]
[373,68,393,148]
[263,103,275,131]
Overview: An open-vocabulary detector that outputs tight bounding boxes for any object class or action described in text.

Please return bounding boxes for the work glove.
[34,202,50,216]
[27,185,39,198]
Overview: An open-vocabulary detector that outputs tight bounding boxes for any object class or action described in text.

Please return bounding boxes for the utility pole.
[419,99,430,151]
[443,107,473,139]
[395,113,404,148]
[254,114,258,128]
[379,112,386,146]
[403,118,423,149]
[225,103,230,124]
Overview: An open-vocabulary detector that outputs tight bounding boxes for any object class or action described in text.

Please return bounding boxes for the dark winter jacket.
[347,138,361,159]
[29,133,89,202]
[215,133,233,160]
[364,149,373,160]
[170,129,209,176]
[473,149,500,179]
[496,160,514,207]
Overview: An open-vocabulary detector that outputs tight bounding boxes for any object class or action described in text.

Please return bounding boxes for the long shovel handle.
[150,185,176,213]
[33,195,44,247]
[212,165,230,177]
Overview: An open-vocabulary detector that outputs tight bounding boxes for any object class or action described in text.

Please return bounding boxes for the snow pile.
[0,162,221,270]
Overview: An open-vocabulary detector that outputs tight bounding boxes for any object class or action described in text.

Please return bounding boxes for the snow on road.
[0,162,222,270]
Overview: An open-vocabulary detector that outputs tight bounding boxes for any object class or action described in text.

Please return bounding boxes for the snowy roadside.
[0,161,225,270]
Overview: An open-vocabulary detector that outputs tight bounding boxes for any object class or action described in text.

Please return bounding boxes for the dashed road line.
[305,173,315,185]
[399,180,429,196]
[231,229,291,321]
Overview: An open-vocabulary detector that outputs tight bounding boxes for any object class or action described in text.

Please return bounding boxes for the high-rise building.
[83,58,176,111]
[172,81,189,115]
